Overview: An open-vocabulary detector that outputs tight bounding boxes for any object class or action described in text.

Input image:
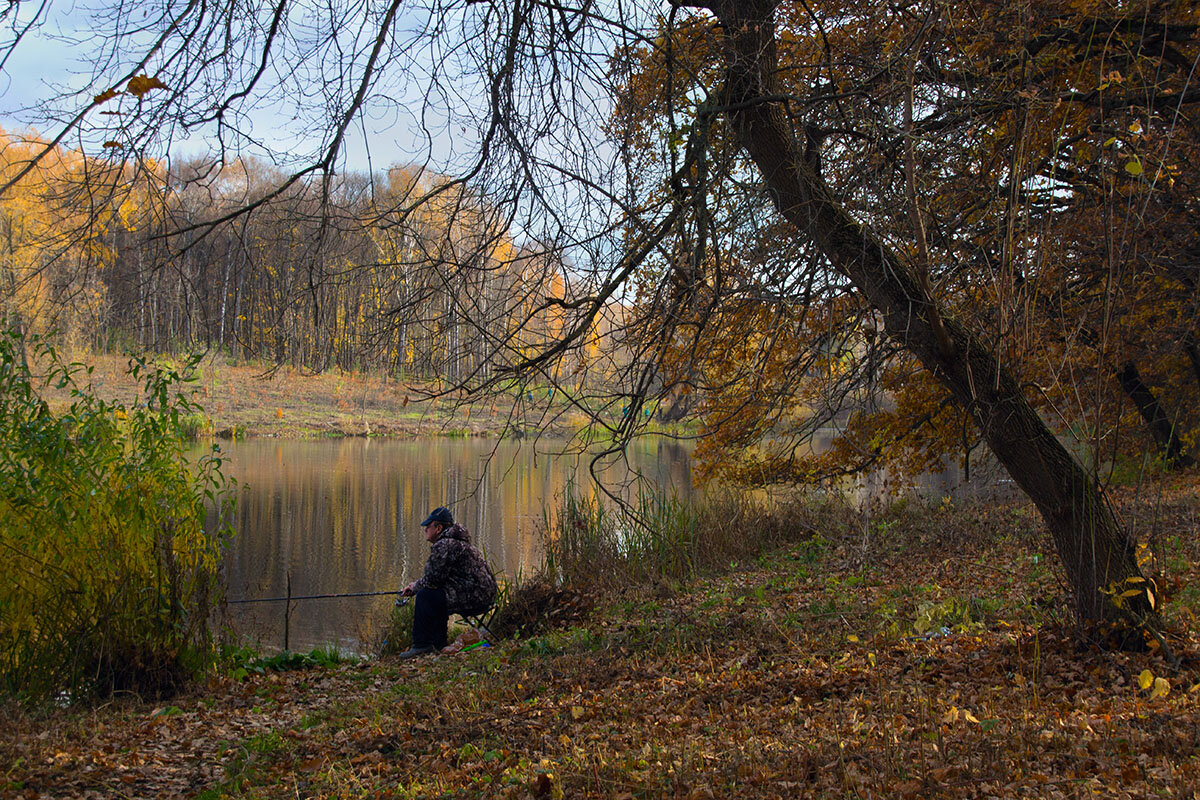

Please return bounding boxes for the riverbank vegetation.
[3,484,1198,797]
[0,331,235,702]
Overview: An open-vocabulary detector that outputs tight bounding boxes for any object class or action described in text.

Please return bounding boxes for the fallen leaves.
[3,493,1200,798]
[1138,669,1172,699]
[941,706,981,725]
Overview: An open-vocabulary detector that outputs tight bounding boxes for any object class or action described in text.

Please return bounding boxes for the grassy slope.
[42,354,602,439]
[4,488,1199,798]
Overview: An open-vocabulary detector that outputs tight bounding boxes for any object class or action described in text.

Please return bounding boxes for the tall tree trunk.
[707,0,1149,623]
[219,244,232,353]
[1116,361,1195,468]
[233,246,247,358]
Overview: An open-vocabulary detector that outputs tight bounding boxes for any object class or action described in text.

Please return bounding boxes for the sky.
[0,1,468,175]
[0,0,650,273]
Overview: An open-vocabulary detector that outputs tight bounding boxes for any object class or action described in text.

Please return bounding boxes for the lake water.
[215,436,695,653]
[214,433,1012,654]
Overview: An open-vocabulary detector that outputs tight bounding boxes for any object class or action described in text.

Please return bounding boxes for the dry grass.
[542,485,866,592]
[41,353,594,438]
[488,578,592,640]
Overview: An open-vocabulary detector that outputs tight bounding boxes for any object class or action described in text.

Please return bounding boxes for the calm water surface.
[216,437,694,653]
[214,433,1011,653]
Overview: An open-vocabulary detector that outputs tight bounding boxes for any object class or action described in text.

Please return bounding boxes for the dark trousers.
[412,587,449,649]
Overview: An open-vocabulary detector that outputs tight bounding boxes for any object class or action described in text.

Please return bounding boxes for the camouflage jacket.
[412,524,497,615]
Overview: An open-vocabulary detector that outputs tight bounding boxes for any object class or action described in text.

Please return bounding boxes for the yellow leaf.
[570,705,585,720]
[1125,160,1143,177]
[1138,669,1154,690]
[868,652,876,667]
[1150,677,1170,700]
[963,711,980,724]
[1146,588,1155,609]
[941,706,958,724]
[127,74,168,97]
[847,634,859,643]
[1119,589,1143,598]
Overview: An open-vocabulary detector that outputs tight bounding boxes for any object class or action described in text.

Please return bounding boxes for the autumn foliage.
[0,331,234,700]
[0,132,579,387]
[612,0,1200,488]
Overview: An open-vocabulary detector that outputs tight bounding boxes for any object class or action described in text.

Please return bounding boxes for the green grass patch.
[221,645,355,681]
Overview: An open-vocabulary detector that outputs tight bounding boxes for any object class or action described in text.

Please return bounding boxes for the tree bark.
[706,0,1149,623]
[1116,361,1195,468]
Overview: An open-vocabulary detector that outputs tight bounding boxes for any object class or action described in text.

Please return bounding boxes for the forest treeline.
[0,132,598,383]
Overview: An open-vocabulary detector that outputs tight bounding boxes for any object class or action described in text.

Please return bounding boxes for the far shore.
[40,353,683,440]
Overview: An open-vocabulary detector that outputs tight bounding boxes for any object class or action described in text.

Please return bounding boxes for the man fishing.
[396,506,498,660]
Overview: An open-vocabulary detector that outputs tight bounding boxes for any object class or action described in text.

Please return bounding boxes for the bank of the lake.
[5,485,1199,799]
[44,354,690,440]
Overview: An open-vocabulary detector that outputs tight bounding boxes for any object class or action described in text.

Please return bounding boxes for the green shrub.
[178,412,214,440]
[0,329,235,701]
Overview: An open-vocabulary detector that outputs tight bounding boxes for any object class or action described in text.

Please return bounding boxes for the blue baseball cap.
[420,506,454,527]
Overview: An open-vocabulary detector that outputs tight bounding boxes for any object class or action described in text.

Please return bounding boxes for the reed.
[541,482,853,591]
[377,600,416,656]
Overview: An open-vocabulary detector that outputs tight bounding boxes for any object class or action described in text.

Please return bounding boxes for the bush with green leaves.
[0,328,235,701]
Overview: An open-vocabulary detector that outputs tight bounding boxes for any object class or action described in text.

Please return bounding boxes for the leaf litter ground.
[4,488,1200,799]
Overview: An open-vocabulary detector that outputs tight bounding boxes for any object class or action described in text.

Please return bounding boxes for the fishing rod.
[226,570,414,651]
[227,589,406,604]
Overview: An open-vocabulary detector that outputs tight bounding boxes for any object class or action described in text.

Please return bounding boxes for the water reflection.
[215,437,694,653]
